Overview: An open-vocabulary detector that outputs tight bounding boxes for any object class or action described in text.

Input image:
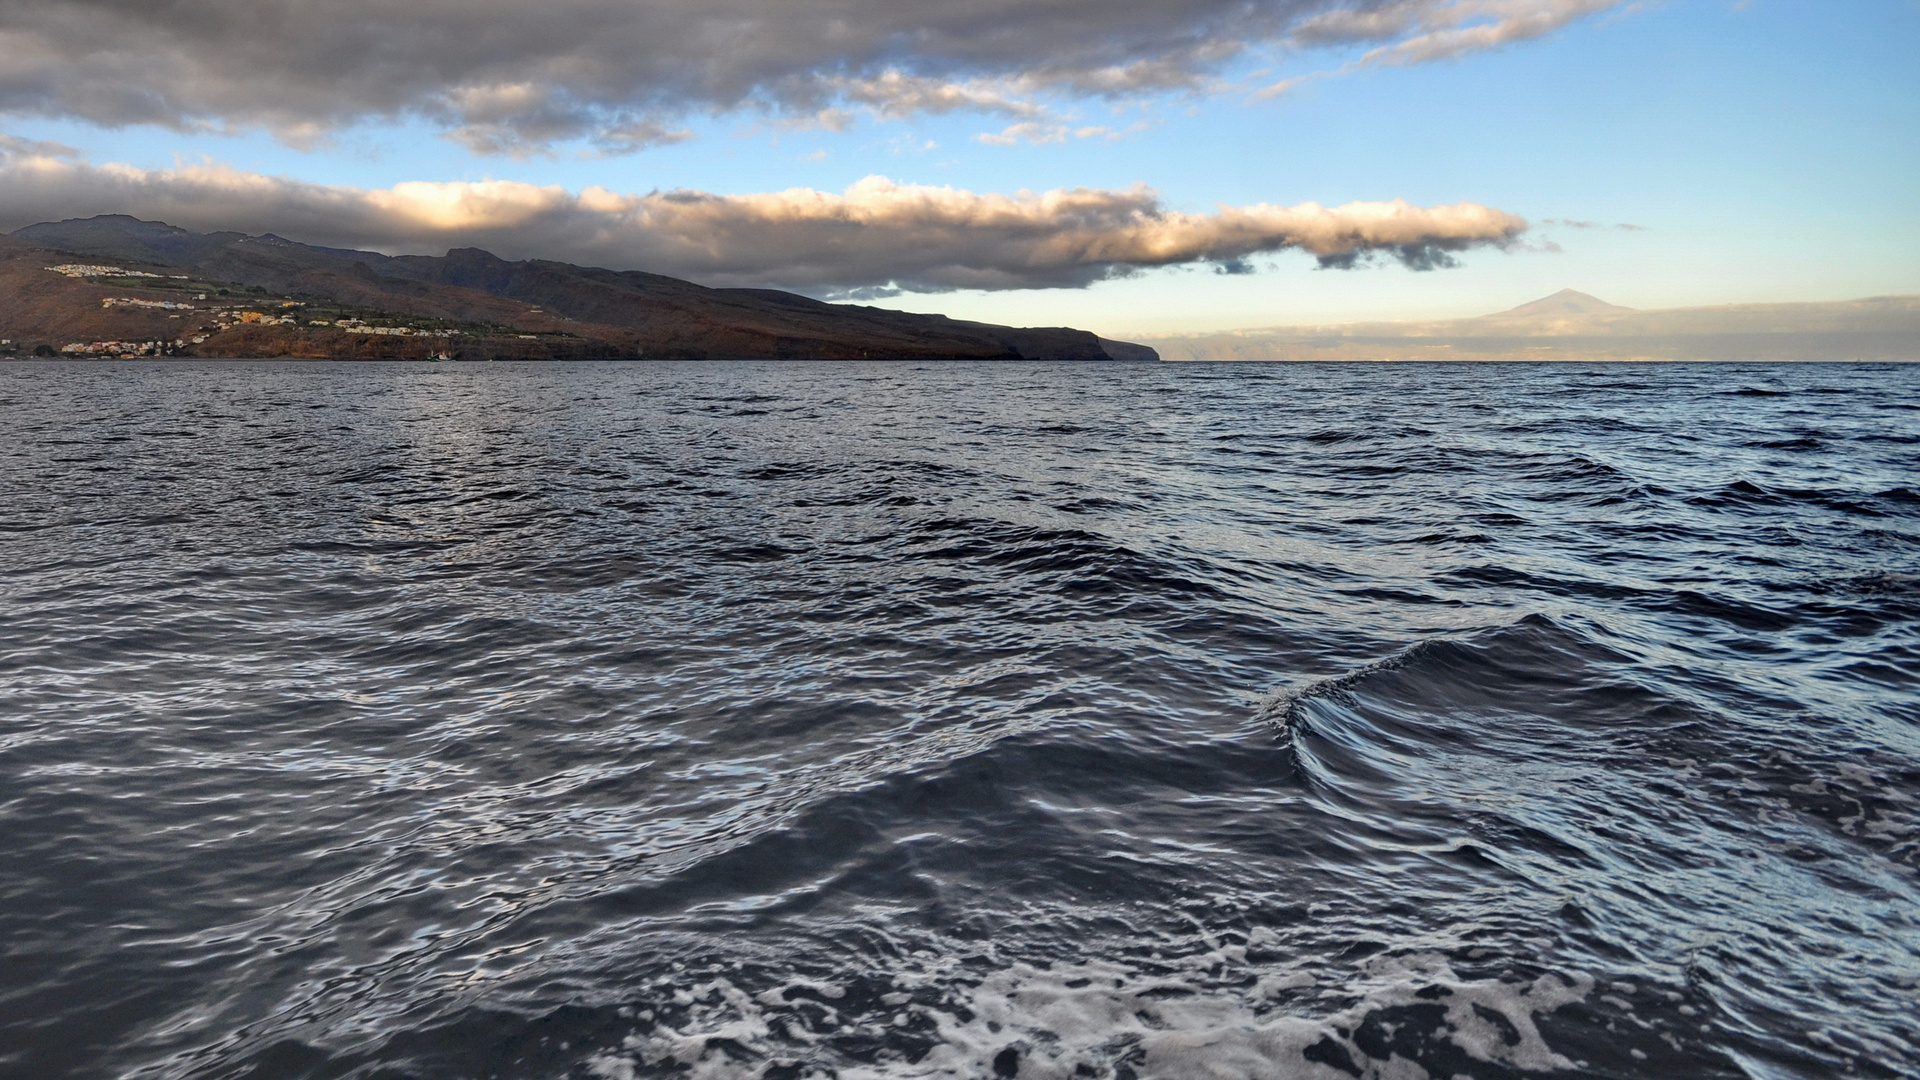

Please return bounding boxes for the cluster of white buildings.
[45,264,161,279]
[343,325,456,337]
[305,317,456,338]
[59,339,184,357]
[215,310,298,326]
[48,286,469,350]
[102,297,196,311]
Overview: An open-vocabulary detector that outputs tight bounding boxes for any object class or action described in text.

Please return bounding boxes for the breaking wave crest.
[584,953,1594,1080]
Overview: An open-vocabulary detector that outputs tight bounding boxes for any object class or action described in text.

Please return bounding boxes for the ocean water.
[1,359,1915,1080]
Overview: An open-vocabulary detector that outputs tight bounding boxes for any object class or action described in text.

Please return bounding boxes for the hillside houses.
[59,339,185,357]
[45,264,160,278]
[102,297,196,311]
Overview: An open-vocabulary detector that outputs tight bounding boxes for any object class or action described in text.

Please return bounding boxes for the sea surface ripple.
[0,360,1915,1080]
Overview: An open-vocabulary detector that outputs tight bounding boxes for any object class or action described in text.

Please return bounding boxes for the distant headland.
[1137,288,1920,363]
[0,215,1158,362]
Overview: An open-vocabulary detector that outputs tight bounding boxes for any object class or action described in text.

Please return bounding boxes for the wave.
[7,361,1918,1080]
[584,953,1595,1080]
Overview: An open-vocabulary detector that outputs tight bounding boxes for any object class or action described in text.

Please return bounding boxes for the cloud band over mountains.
[0,139,1525,292]
[0,0,1627,153]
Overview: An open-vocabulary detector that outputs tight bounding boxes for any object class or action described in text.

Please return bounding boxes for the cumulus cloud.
[0,0,1631,153]
[0,141,1526,292]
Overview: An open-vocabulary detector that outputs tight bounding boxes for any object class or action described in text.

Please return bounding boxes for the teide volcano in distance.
[1138,287,1920,362]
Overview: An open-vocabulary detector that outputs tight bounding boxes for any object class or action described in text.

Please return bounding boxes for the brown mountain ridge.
[0,215,1157,361]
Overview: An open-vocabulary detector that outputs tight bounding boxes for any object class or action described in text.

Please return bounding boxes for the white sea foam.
[586,951,1592,1080]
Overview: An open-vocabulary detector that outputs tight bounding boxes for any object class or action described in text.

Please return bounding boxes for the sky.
[1,0,1915,337]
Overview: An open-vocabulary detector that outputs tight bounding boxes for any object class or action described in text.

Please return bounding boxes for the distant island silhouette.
[1138,288,1919,362]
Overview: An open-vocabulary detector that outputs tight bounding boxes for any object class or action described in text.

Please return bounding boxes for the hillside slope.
[3,216,1154,361]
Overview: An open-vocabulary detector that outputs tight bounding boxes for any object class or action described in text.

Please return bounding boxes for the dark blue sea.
[2,360,1916,1080]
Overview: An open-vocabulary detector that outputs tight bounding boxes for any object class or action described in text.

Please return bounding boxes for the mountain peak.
[11,214,225,267]
[14,214,192,240]
[1499,289,1632,318]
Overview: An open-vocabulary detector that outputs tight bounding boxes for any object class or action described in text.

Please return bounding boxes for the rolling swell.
[1272,616,1918,1079]
[0,360,1915,1080]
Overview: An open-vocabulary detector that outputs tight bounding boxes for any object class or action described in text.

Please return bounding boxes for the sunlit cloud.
[0,142,1527,293]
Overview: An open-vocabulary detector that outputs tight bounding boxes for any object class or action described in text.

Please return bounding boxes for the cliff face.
[3,216,1156,361]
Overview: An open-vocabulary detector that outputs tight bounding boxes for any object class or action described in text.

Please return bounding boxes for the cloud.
[1351,0,1626,67]
[828,72,1051,121]
[1260,0,1625,96]
[0,141,1526,292]
[0,132,78,159]
[1541,217,1649,231]
[975,122,1126,146]
[435,84,696,157]
[0,0,1632,153]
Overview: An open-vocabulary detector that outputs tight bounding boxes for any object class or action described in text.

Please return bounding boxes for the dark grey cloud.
[0,0,1629,152]
[0,143,1527,291]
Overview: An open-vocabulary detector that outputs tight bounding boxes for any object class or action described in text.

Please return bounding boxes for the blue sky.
[1,0,1914,336]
